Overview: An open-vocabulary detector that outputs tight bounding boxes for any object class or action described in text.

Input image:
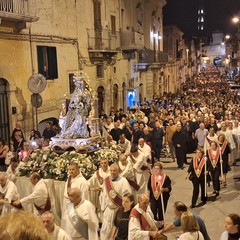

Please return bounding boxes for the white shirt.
[138,143,152,160]
[49,224,72,240]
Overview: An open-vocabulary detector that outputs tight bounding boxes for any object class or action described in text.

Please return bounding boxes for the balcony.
[87,28,120,64]
[0,0,38,24]
[138,49,168,65]
[87,28,120,51]
[120,30,144,50]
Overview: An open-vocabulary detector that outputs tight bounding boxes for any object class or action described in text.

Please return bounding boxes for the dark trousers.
[152,141,162,160]
[175,147,186,167]
[191,177,207,205]
[150,196,168,221]
[211,169,220,192]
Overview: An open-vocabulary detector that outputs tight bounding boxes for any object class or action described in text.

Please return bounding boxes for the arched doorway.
[122,82,126,111]
[113,84,118,111]
[0,78,10,144]
[97,86,105,114]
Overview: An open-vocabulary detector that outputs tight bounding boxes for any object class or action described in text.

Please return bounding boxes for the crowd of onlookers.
[0,66,240,240]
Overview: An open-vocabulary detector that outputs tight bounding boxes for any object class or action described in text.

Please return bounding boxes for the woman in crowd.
[109,194,134,240]
[148,161,172,222]
[0,138,9,171]
[179,211,204,240]
[206,141,221,197]
[217,134,231,187]
[220,213,240,240]
[186,149,207,208]
[13,131,25,153]
[19,142,32,162]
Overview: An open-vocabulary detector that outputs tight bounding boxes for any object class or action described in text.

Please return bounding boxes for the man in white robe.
[88,158,110,220]
[41,211,71,240]
[128,194,162,240]
[100,163,132,240]
[138,138,152,162]
[13,172,51,215]
[118,134,131,156]
[61,162,89,227]
[0,172,19,215]
[126,146,150,195]
[62,188,99,240]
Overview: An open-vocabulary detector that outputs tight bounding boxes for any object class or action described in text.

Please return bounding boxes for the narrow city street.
[162,155,240,240]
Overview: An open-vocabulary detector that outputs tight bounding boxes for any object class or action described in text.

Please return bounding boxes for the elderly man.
[138,138,152,163]
[13,172,51,214]
[62,188,99,240]
[41,211,71,240]
[128,194,163,240]
[0,172,19,215]
[88,158,110,220]
[100,163,132,240]
[61,162,89,227]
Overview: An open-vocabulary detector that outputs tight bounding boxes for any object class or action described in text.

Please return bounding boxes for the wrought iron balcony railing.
[87,28,120,51]
[0,0,38,22]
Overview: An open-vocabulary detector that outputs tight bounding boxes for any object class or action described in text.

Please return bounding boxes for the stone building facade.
[0,0,169,142]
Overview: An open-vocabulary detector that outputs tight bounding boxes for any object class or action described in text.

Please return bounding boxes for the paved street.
[160,155,240,240]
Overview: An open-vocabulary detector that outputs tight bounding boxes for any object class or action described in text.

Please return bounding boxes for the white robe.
[118,139,131,156]
[138,143,152,161]
[20,179,48,211]
[128,204,158,240]
[62,174,89,227]
[88,167,110,220]
[126,151,150,195]
[62,199,99,240]
[49,224,72,240]
[100,176,132,240]
[0,179,19,215]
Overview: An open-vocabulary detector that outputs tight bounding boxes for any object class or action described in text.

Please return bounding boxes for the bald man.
[128,194,163,240]
[41,211,71,240]
[62,188,99,240]
[100,163,132,240]
[0,172,19,214]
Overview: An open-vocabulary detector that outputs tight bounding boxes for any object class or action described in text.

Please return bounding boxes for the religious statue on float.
[58,74,92,139]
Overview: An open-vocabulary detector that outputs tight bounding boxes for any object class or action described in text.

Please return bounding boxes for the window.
[69,73,75,94]
[111,15,116,34]
[37,46,58,79]
[201,17,204,22]
[96,64,104,78]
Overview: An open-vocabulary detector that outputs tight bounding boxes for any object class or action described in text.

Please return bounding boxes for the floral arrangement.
[19,149,97,181]
[92,144,122,167]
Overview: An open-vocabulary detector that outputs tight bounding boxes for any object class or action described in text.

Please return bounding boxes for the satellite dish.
[28,73,47,94]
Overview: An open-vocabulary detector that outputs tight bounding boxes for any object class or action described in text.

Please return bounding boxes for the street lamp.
[225,35,230,40]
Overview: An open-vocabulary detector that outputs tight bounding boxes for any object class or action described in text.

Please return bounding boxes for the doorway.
[0,78,10,145]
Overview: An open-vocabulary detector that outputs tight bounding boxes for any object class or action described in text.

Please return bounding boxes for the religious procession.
[0,67,240,240]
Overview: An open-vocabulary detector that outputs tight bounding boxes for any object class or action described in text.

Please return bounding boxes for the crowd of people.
[0,66,240,240]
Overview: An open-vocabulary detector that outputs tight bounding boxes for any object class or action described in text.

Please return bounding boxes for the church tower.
[197,0,205,33]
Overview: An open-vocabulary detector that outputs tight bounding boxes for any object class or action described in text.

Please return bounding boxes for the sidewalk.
[160,155,240,240]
